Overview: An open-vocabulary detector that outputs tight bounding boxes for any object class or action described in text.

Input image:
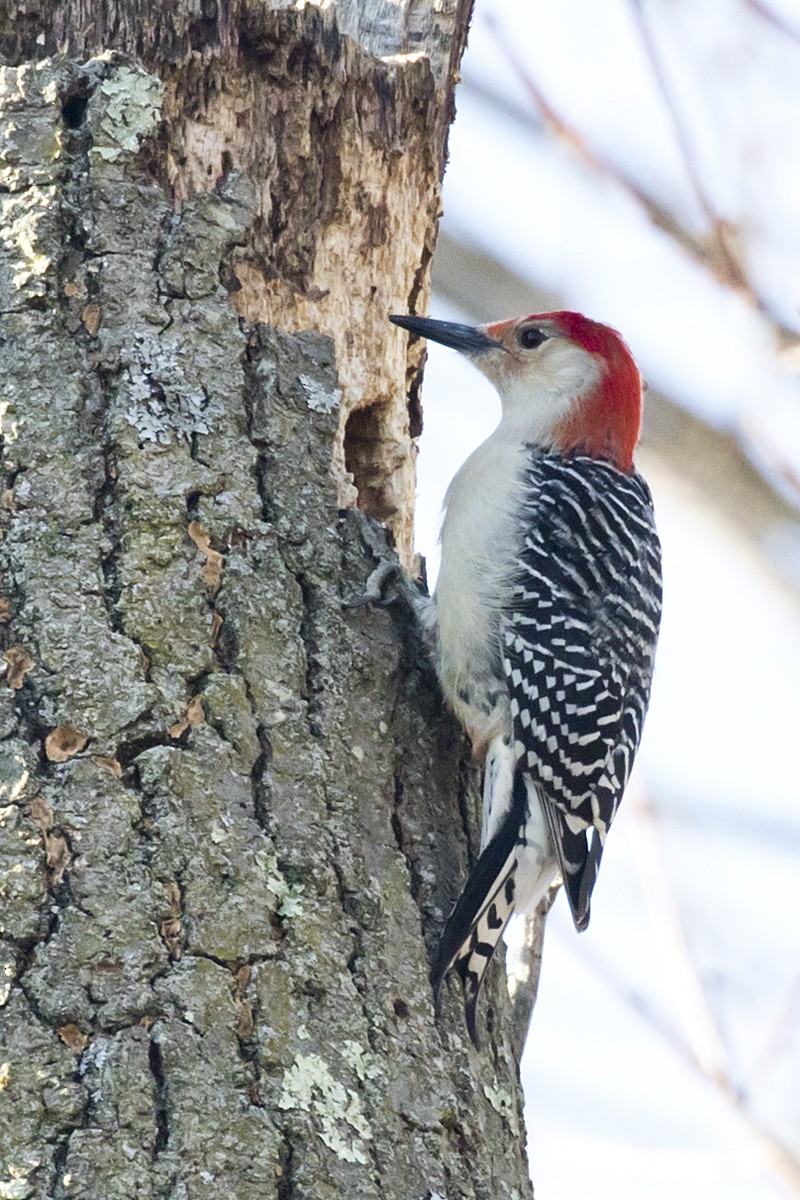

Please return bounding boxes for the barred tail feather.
[431,773,527,1045]
[577,827,604,922]
[542,802,596,932]
[457,861,518,1046]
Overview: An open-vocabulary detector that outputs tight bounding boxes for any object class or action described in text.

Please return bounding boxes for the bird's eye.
[517,326,547,350]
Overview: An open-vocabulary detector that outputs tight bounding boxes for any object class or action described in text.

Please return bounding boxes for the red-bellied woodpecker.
[381,310,663,1044]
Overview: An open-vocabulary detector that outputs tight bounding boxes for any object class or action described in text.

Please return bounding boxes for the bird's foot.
[343,557,405,611]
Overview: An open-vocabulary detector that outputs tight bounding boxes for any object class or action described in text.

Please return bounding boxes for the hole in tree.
[407,372,423,440]
[189,8,220,51]
[61,94,89,129]
[343,400,399,522]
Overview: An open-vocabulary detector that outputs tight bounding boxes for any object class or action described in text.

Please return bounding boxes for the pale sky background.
[413,2,800,1196]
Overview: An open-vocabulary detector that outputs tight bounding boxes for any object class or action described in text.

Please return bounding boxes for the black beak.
[389,314,498,355]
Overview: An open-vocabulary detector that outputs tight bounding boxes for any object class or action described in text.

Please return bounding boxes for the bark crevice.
[148,1032,171,1158]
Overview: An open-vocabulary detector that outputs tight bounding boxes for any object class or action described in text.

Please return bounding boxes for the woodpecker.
[385,310,663,1044]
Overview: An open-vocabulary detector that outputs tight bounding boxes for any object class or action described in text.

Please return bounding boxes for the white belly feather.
[434,431,558,912]
[434,431,528,750]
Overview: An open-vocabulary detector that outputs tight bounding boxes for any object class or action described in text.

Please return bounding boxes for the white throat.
[479,338,603,447]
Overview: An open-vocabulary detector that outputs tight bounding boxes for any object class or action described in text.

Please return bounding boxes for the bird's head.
[390,310,643,472]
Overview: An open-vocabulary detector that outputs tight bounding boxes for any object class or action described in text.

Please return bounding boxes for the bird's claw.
[343,558,404,611]
[344,554,436,659]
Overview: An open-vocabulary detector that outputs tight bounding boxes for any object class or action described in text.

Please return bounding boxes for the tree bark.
[0,5,535,1198]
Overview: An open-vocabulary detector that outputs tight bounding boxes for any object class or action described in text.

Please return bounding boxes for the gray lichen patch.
[0,183,58,302]
[298,371,342,415]
[217,542,310,723]
[199,674,262,775]
[0,64,65,316]
[147,1006,284,1200]
[159,173,256,302]
[278,1051,373,1165]
[153,953,238,1038]
[22,894,169,1031]
[483,1079,521,1137]
[90,62,164,163]
[0,63,63,190]
[5,528,155,744]
[118,334,212,446]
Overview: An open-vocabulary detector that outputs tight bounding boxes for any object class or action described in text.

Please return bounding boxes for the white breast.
[434,430,528,748]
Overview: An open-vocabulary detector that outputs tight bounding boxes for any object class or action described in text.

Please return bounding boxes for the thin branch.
[626,781,730,1085]
[744,0,800,47]
[479,19,713,267]
[506,889,556,1059]
[553,920,800,1195]
[481,12,798,344]
[748,971,800,1089]
[544,780,800,1193]
[627,0,752,294]
[629,781,800,1135]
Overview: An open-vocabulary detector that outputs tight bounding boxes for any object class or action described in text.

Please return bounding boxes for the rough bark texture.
[0,5,534,1199]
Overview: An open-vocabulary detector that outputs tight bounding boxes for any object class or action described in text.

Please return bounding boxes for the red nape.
[545,311,643,472]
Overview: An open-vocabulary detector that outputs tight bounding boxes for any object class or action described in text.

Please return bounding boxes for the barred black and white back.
[431,450,662,1037]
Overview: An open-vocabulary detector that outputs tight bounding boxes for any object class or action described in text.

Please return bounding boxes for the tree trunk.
[0,5,534,1198]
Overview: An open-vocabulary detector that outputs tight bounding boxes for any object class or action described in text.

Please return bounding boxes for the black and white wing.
[504,452,662,929]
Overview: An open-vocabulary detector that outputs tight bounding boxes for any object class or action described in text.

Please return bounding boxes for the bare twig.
[626,781,730,1084]
[481,12,798,343]
[627,0,752,294]
[541,774,800,1191]
[479,18,714,268]
[744,0,800,47]
[553,920,800,1193]
[506,889,556,1059]
[748,971,800,1089]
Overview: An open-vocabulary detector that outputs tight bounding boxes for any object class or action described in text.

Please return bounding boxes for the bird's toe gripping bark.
[343,558,405,611]
[344,553,438,662]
